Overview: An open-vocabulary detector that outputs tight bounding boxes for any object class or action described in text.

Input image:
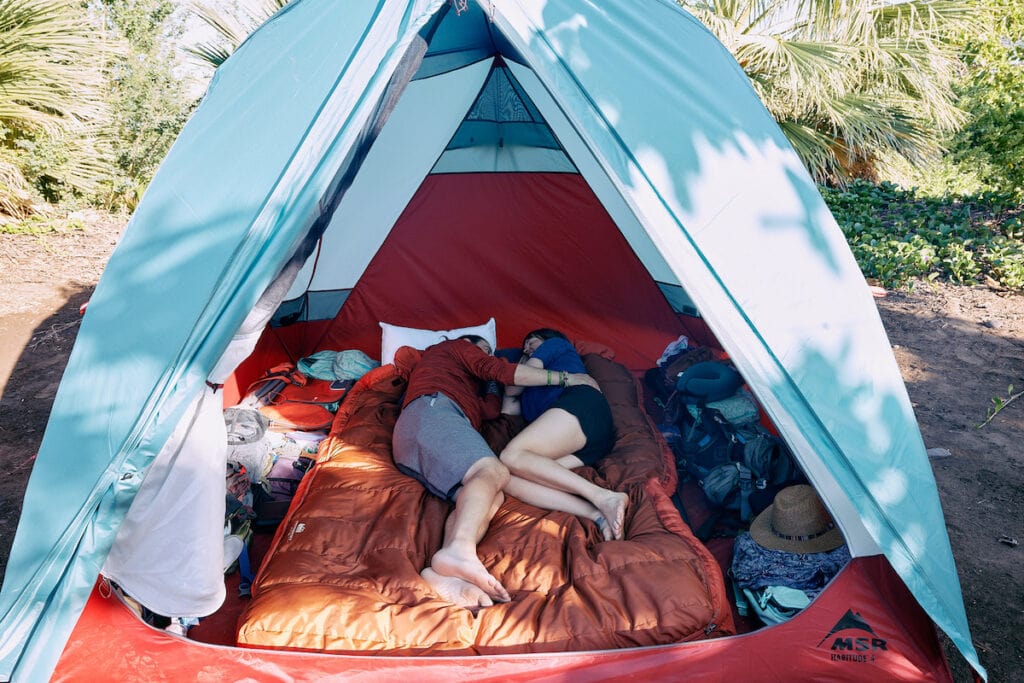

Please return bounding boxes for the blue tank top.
[520,337,585,422]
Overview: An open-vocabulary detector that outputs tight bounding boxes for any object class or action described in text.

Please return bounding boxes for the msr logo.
[287,521,307,542]
[818,610,889,663]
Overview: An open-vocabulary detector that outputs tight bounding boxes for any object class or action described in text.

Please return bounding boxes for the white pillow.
[379,318,497,365]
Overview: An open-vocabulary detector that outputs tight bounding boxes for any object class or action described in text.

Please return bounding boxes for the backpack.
[244,363,352,432]
[673,404,804,538]
[644,346,724,403]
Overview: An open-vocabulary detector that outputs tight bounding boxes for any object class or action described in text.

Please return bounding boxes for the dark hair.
[458,334,488,345]
[523,328,567,345]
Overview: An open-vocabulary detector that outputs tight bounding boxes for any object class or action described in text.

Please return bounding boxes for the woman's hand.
[501,393,522,415]
[568,372,601,392]
[505,383,525,397]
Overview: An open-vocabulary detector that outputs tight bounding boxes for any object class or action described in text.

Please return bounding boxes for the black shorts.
[550,385,615,466]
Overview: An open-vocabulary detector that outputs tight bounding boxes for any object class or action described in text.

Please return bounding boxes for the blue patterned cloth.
[730,531,851,596]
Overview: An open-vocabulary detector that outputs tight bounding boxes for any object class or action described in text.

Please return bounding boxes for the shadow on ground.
[0,285,94,587]
[875,292,1023,683]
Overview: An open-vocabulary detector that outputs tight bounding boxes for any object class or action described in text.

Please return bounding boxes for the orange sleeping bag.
[236,353,733,654]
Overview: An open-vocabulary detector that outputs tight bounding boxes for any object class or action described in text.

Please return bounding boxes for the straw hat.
[748,485,844,554]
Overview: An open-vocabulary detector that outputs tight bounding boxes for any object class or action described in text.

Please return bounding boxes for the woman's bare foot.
[430,546,511,603]
[421,567,494,613]
[595,490,629,540]
[595,515,614,541]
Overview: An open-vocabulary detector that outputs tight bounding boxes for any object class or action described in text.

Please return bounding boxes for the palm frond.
[777,119,844,180]
[182,41,235,69]
[187,0,292,69]
[190,2,249,50]
[683,0,970,178]
[0,0,113,136]
[0,150,39,218]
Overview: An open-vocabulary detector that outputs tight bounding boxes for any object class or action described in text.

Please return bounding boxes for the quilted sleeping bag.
[236,352,733,653]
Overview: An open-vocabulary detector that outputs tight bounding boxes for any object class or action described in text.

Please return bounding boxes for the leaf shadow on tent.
[0,202,272,608]
[762,337,974,671]
[526,0,850,286]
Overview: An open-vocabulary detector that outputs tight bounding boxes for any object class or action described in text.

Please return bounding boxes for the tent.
[0,0,984,680]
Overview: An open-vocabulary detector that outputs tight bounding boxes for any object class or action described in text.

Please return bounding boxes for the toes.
[614,494,629,539]
[489,581,511,603]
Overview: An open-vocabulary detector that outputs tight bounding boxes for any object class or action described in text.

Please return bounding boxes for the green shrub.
[822,180,1024,291]
[0,214,85,236]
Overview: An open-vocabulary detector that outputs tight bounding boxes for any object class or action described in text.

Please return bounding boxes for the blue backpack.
[681,407,797,508]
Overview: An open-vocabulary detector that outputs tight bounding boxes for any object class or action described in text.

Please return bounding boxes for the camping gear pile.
[0,1,983,681]
[731,485,852,625]
[653,354,808,539]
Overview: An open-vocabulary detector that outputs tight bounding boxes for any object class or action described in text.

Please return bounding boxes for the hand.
[501,394,522,416]
[569,372,601,391]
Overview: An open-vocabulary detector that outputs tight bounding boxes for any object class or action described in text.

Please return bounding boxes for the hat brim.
[748,503,845,554]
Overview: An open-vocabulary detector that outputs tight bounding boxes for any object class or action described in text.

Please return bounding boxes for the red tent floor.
[53,553,952,682]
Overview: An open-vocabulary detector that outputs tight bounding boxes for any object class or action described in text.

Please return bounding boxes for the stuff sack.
[685,389,760,425]
[735,585,811,625]
[258,402,334,432]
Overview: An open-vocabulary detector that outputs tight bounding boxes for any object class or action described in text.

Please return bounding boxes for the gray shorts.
[392,393,496,501]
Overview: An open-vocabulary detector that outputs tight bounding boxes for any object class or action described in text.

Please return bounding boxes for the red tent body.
[49,174,954,681]
[55,558,951,681]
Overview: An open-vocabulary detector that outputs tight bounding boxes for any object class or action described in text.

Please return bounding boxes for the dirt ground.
[0,214,1020,681]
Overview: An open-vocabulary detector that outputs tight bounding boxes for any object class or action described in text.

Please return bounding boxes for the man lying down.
[392,330,628,612]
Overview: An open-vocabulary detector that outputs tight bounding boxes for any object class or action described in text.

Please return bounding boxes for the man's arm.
[512,363,599,391]
[504,355,540,398]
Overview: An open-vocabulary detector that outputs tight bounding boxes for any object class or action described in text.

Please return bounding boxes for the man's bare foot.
[595,490,629,540]
[421,567,494,613]
[595,515,614,541]
[430,546,511,603]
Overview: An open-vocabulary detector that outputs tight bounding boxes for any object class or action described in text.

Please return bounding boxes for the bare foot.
[421,567,494,613]
[595,491,629,540]
[595,515,614,541]
[430,546,511,603]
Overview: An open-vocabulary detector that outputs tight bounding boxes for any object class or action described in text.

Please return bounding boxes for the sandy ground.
[0,214,1020,681]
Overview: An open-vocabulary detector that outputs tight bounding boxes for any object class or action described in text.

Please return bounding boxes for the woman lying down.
[392,328,629,612]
